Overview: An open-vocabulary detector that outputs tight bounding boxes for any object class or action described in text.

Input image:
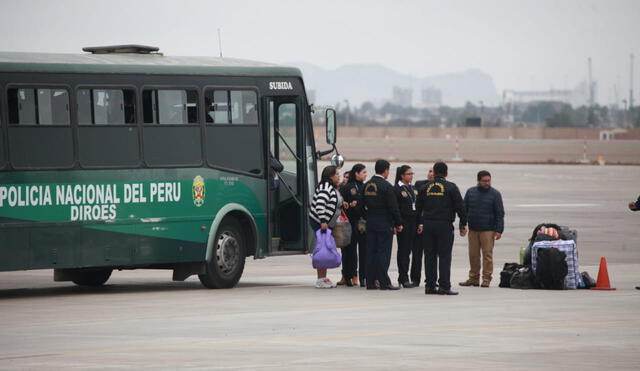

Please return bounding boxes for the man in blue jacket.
[459,170,505,288]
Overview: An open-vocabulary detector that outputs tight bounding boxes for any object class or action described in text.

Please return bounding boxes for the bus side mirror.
[331,153,344,169]
[326,109,336,145]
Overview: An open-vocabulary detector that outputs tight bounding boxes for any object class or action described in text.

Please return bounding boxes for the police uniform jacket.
[340,180,365,222]
[394,182,418,225]
[415,179,429,193]
[363,175,403,228]
[416,177,467,226]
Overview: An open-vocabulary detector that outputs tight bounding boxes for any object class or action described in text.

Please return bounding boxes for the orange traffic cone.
[591,257,616,290]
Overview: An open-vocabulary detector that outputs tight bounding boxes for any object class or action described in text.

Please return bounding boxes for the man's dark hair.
[433,162,448,177]
[477,170,491,181]
[375,159,390,174]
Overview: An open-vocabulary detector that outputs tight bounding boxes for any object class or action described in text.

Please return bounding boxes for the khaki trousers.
[467,230,495,282]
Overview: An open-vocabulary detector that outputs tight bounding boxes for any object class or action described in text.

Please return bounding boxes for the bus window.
[143,89,198,124]
[6,87,73,169]
[8,88,35,124]
[7,88,70,125]
[141,89,201,167]
[231,91,258,124]
[77,89,136,125]
[204,89,257,124]
[205,88,262,174]
[77,88,140,167]
[277,103,297,175]
[0,93,5,168]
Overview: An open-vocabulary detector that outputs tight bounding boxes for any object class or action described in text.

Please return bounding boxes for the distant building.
[503,81,592,108]
[421,87,442,107]
[501,82,594,125]
[392,86,413,107]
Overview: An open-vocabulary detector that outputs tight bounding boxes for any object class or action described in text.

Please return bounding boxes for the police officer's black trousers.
[366,219,393,287]
[396,218,416,283]
[411,233,424,285]
[423,220,454,291]
[358,227,367,283]
[342,222,366,281]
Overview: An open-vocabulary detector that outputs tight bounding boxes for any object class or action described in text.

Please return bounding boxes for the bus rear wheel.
[199,218,246,289]
[71,269,113,286]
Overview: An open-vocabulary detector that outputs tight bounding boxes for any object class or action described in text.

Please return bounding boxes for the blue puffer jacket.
[463,186,505,233]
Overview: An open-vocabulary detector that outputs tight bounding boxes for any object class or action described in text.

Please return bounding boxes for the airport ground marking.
[515,203,599,208]
[47,318,640,357]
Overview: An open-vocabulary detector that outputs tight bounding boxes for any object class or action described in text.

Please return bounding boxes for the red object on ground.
[591,256,616,290]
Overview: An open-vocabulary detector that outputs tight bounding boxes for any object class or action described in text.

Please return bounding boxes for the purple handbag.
[311,229,342,269]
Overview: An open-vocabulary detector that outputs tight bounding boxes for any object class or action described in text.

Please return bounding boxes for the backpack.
[499,262,524,288]
[510,267,535,289]
[535,248,568,290]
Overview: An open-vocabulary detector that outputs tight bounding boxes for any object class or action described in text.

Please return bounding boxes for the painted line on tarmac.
[55,319,640,356]
[0,353,59,361]
[293,302,379,310]
[0,283,309,302]
[515,203,599,208]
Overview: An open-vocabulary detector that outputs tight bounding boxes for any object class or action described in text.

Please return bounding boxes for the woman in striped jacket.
[309,165,343,288]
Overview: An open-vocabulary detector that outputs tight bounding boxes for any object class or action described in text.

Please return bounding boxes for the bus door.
[265,96,305,253]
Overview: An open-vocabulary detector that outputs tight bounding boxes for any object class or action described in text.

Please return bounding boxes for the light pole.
[343,99,350,127]
[622,99,628,127]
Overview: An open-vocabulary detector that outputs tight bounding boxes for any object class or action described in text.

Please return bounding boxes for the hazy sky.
[1,0,638,105]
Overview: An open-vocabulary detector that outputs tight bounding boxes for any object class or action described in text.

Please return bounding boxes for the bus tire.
[71,269,113,286]
[199,217,246,289]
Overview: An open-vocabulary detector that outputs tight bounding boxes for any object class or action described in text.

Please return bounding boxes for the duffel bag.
[499,262,524,288]
[510,267,535,289]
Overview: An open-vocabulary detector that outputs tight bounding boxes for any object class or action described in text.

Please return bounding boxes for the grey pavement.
[0,163,639,370]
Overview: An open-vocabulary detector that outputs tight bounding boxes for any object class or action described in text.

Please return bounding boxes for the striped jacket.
[309,181,338,224]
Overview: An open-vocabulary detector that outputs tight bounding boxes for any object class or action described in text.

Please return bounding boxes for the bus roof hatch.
[82,44,161,55]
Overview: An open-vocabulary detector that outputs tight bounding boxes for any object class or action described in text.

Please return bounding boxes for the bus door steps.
[271,237,281,250]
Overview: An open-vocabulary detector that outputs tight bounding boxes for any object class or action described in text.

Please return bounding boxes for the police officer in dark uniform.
[363,159,403,290]
[412,167,434,286]
[340,163,368,287]
[416,162,467,295]
[393,165,418,288]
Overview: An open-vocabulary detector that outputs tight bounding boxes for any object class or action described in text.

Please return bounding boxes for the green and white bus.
[0,45,341,288]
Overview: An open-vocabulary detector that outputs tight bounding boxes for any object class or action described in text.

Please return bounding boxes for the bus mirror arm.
[269,157,284,173]
[316,144,337,159]
[316,144,345,168]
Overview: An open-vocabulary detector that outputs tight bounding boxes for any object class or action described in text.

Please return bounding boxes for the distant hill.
[288,62,500,108]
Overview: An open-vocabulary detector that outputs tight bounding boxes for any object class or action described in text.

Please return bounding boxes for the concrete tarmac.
[1,163,639,370]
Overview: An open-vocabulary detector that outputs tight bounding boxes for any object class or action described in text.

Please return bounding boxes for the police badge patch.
[350,188,357,196]
[357,218,366,233]
[192,176,205,207]
[413,189,418,196]
[401,190,408,198]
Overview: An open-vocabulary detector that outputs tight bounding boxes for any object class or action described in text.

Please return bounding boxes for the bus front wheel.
[71,269,113,286]
[199,218,246,289]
